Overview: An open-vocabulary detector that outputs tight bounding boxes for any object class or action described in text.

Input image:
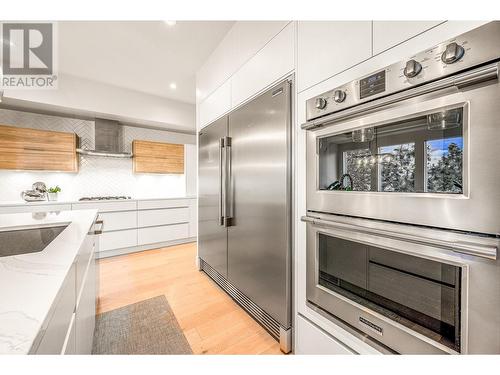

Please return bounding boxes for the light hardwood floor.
[97,242,283,355]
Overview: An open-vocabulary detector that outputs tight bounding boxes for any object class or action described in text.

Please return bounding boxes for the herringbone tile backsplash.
[0,108,194,201]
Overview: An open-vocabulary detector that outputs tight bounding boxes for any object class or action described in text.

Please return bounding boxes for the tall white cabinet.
[297,21,372,92]
[372,21,443,55]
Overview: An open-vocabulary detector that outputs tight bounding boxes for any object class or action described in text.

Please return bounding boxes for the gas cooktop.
[78,196,132,201]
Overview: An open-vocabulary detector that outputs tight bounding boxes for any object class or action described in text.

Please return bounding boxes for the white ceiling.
[58,21,234,104]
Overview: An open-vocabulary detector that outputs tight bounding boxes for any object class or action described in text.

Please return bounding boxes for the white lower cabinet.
[34,234,96,354]
[137,207,189,227]
[75,253,96,354]
[34,264,77,354]
[98,211,137,232]
[138,223,189,245]
[189,201,197,238]
[62,313,77,355]
[99,229,138,251]
[296,315,355,355]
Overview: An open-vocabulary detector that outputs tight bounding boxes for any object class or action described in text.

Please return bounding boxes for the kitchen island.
[0,209,98,354]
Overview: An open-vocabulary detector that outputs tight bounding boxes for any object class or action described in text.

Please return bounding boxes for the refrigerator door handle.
[224,136,233,227]
[219,137,225,226]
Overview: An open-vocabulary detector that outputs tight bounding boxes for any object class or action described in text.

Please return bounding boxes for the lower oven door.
[305,215,470,354]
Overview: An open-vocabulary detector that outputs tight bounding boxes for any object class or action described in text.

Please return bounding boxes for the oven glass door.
[318,107,464,194]
[317,231,462,352]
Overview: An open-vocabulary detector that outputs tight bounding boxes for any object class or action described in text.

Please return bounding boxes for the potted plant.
[47,186,61,201]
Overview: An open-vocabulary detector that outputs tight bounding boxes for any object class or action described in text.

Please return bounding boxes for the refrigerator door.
[227,81,291,327]
[198,116,228,278]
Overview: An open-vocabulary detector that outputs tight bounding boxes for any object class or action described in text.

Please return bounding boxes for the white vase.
[47,192,58,201]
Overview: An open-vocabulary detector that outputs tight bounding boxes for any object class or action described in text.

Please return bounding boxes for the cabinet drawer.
[99,229,137,251]
[296,315,354,355]
[71,200,137,213]
[98,211,137,232]
[137,223,189,245]
[137,199,190,210]
[138,207,189,227]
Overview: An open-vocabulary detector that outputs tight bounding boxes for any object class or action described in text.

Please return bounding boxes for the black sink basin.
[0,225,68,257]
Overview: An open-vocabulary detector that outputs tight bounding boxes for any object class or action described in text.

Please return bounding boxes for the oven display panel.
[359,70,386,99]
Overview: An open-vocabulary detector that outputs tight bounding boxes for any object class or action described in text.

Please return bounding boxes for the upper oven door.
[306,74,500,235]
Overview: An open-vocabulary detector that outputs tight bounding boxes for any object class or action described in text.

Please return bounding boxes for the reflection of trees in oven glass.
[344,149,372,191]
[426,137,463,193]
[380,143,416,192]
[341,137,463,194]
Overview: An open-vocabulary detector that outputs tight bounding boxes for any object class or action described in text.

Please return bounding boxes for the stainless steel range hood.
[77,118,132,158]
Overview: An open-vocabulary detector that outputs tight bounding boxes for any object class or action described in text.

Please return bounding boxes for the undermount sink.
[0,225,68,258]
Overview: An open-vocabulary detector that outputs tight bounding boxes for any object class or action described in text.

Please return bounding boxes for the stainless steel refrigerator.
[198,79,292,353]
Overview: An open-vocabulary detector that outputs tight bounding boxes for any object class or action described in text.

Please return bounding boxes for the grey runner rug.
[92,295,192,354]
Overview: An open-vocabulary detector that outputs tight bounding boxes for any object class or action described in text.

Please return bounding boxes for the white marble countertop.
[0,209,97,354]
[0,196,197,207]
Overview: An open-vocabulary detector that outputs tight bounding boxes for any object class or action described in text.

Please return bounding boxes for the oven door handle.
[301,62,499,130]
[301,215,497,260]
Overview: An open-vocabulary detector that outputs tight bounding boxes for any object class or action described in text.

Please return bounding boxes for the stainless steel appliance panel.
[304,213,500,354]
[306,75,500,235]
[198,117,229,278]
[227,81,291,327]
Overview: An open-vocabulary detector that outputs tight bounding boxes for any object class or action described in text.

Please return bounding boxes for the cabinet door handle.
[218,138,225,226]
[94,217,104,235]
[224,136,233,227]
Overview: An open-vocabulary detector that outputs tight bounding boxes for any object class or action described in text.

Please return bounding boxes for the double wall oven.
[302,22,500,354]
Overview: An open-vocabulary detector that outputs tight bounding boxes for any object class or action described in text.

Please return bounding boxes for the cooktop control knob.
[403,59,422,78]
[441,42,465,64]
[333,90,346,103]
[315,97,327,109]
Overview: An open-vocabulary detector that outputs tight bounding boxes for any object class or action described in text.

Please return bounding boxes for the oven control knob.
[315,97,327,109]
[441,42,465,64]
[403,59,422,78]
[333,90,346,103]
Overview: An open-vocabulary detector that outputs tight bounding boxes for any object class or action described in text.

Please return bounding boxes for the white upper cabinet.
[231,22,295,108]
[196,21,290,103]
[372,21,444,55]
[297,21,372,92]
[197,21,294,129]
[198,79,231,129]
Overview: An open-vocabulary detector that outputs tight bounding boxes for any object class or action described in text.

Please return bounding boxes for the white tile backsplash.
[0,108,193,201]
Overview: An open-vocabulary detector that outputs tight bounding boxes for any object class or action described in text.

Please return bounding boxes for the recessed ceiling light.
[164,21,176,26]
[169,82,177,90]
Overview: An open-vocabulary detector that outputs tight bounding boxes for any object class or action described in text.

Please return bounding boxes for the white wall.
[2,73,196,133]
